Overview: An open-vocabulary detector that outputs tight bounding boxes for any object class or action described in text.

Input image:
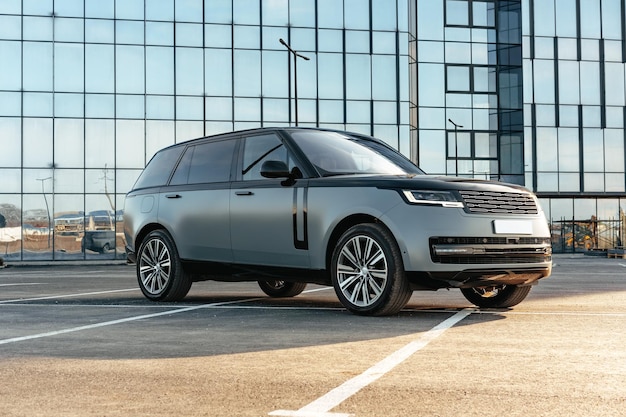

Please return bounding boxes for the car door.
[157,138,237,262]
[230,132,310,268]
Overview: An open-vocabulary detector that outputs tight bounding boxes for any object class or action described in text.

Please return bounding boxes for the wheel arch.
[324,214,396,272]
[134,222,169,254]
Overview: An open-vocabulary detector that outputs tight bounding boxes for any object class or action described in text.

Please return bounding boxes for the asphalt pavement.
[0,255,624,417]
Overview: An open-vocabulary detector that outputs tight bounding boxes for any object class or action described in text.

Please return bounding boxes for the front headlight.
[402,190,464,208]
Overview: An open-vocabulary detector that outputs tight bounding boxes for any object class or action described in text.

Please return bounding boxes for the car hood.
[309,174,533,194]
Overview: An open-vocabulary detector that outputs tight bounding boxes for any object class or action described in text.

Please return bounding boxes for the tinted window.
[171,139,236,185]
[132,146,183,190]
[241,133,295,180]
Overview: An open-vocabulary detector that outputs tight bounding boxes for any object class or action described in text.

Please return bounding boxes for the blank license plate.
[493,220,533,235]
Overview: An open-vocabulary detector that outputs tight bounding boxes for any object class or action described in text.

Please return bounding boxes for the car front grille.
[459,190,538,215]
[430,237,552,265]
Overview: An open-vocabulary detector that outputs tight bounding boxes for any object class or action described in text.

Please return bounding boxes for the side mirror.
[260,160,291,179]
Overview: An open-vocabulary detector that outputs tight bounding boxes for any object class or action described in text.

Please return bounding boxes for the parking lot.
[0,255,625,417]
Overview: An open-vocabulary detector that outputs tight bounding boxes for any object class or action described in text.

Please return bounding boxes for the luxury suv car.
[124,128,551,316]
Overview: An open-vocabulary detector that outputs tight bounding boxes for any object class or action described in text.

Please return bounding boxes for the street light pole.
[448,118,463,176]
[279,38,310,126]
[36,176,52,248]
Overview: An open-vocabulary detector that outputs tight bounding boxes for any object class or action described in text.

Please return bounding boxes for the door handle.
[165,194,181,199]
[235,191,253,196]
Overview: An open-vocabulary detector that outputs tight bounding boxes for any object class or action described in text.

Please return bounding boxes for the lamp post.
[448,118,463,176]
[279,38,310,126]
[36,176,52,248]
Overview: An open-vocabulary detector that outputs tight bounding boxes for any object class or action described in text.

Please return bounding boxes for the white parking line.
[0,283,44,287]
[0,288,139,304]
[269,308,474,417]
[0,297,263,346]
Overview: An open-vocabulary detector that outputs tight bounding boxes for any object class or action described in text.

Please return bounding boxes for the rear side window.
[132,146,183,190]
[170,139,236,185]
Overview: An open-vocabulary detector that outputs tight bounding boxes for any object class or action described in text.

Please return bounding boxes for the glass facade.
[412,0,523,184]
[523,0,626,252]
[0,0,411,261]
[1,0,625,260]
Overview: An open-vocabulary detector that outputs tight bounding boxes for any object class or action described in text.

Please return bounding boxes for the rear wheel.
[331,223,412,316]
[258,280,307,297]
[461,285,532,308]
[137,229,191,301]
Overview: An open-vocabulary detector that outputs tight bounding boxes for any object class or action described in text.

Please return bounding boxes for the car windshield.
[290,130,423,177]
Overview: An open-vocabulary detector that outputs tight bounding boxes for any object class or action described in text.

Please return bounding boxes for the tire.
[331,223,412,316]
[258,280,307,297]
[136,229,192,301]
[460,285,532,308]
[100,243,110,254]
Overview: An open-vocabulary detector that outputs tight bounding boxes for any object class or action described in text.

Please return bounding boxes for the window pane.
[55,93,84,118]
[233,0,260,25]
[0,118,21,167]
[536,128,558,171]
[318,0,343,28]
[206,97,233,121]
[116,120,145,168]
[583,129,604,171]
[23,17,53,41]
[604,129,624,172]
[116,20,144,45]
[262,0,288,26]
[85,19,114,43]
[290,0,315,27]
[318,53,343,99]
[176,23,203,47]
[242,134,287,180]
[85,119,114,168]
[372,55,397,100]
[446,0,469,26]
[55,18,84,42]
[346,54,371,100]
[262,51,288,98]
[23,118,53,168]
[116,46,144,94]
[146,47,174,95]
[23,42,53,91]
[447,65,470,91]
[345,0,370,30]
[175,0,203,22]
[558,128,579,172]
[555,0,577,37]
[206,49,233,96]
[372,0,397,30]
[146,95,174,119]
[205,0,232,23]
[0,41,21,90]
[205,24,231,48]
[176,96,204,120]
[135,146,184,189]
[55,44,84,92]
[176,47,203,95]
[146,0,174,21]
[85,45,114,93]
[187,141,237,184]
[116,94,145,119]
[234,50,261,97]
[146,22,174,45]
[115,0,143,20]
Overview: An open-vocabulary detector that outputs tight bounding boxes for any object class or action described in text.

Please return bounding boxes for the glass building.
[0,0,624,261]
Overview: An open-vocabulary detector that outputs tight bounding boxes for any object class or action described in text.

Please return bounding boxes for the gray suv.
[124,128,551,316]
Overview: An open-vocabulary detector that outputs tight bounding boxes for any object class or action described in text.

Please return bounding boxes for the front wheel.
[136,229,192,301]
[460,285,532,308]
[331,223,412,316]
